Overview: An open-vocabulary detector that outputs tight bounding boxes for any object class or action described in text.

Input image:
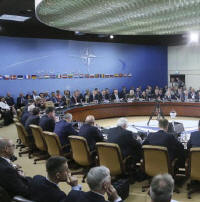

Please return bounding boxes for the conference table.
[66,101,200,122]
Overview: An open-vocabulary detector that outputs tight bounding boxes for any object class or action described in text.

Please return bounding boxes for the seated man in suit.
[143,119,185,167]
[39,107,56,132]
[54,113,78,151]
[5,92,15,107]
[107,118,142,163]
[30,156,81,202]
[20,104,34,126]
[187,120,200,149]
[150,174,177,202]
[78,115,104,151]
[0,138,31,198]
[65,166,123,202]
[111,89,120,102]
[16,93,26,109]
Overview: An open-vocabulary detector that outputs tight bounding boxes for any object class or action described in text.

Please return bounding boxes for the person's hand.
[106,185,119,201]
[66,174,78,187]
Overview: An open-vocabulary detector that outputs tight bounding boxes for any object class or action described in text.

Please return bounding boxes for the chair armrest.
[13,195,36,202]
[61,144,70,150]
[171,158,178,176]
[185,158,190,177]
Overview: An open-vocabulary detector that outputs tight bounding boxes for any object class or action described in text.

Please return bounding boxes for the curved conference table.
[66,102,200,122]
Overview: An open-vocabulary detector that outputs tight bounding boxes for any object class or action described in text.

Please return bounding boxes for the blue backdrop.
[0,36,167,98]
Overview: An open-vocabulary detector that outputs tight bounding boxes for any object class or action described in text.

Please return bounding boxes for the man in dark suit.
[107,118,142,162]
[39,107,55,132]
[16,93,26,109]
[5,93,15,106]
[111,89,120,101]
[143,119,185,166]
[78,115,104,151]
[54,113,78,150]
[20,104,34,126]
[65,166,123,202]
[0,138,31,198]
[187,120,200,149]
[30,156,81,202]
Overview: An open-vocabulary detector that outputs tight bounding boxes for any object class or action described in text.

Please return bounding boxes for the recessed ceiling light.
[110,35,114,39]
[0,14,30,22]
[189,32,199,43]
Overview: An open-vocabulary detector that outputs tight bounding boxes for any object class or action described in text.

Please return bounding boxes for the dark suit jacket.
[107,126,142,161]
[143,130,184,161]
[78,124,104,151]
[25,115,40,136]
[20,111,30,126]
[54,120,78,146]
[5,96,15,106]
[16,97,26,109]
[39,115,55,132]
[0,157,31,198]
[187,131,200,149]
[30,175,66,202]
[65,190,123,202]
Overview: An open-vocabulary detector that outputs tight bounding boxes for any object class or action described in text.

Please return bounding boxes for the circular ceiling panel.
[35,0,200,35]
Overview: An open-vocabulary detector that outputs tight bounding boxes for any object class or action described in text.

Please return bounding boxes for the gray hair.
[117,118,128,128]
[87,166,110,191]
[0,138,9,153]
[150,174,174,202]
[85,115,95,125]
[64,113,72,121]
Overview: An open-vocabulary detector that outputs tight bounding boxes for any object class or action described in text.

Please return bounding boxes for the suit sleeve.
[187,138,192,150]
[94,127,104,142]
[67,124,78,136]
[2,167,30,197]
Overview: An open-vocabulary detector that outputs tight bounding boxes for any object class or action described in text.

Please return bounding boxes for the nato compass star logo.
[69,48,96,73]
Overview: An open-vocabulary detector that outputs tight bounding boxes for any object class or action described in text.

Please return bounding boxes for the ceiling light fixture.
[189,32,199,43]
[0,14,30,22]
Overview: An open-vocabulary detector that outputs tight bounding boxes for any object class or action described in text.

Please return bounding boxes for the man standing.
[39,107,56,132]
[0,138,31,198]
[30,156,81,202]
[187,120,200,149]
[54,113,78,151]
[78,115,104,151]
[65,166,123,202]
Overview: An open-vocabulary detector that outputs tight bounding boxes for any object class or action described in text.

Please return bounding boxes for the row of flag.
[0,73,132,80]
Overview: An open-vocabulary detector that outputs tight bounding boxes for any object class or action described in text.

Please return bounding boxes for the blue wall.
[0,36,167,98]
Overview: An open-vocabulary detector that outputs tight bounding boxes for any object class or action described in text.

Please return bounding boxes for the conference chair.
[42,131,70,157]
[29,125,49,164]
[16,109,22,120]
[15,122,32,158]
[142,145,178,192]
[96,142,131,178]
[187,148,200,199]
[68,135,95,182]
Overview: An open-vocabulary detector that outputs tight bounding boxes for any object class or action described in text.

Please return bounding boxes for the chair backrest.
[190,148,200,181]
[15,122,29,147]
[29,125,47,152]
[68,136,91,166]
[142,145,171,177]
[16,109,22,119]
[96,142,124,176]
[45,101,54,108]
[42,131,62,156]
[13,117,19,123]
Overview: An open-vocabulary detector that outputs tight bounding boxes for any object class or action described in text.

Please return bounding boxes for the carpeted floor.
[1,116,200,202]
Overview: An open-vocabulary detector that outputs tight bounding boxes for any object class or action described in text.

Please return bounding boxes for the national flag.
[62,74,68,78]
[0,75,3,80]
[109,74,114,78]
[56,74,61,79]
[95,74,99,78]
[128,73,132,77]
[89,74,95,78]
[123,74,127,77]
[50,75,56,79]
[25,75,31,79]
[44,75,50,79]
[17,75,24,80]
[31,75,37,79]
[85,74,89,78]
[119,73,123,77]
[79,74,84,78]
[114,74,119,77]
[100,74,105,78]
[11,75,17,80]
[68,74,73,78]
[73,74,79,78]
[105,74,110,78]
[3,75,10,80]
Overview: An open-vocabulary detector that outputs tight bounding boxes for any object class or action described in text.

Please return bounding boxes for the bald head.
[0,138,14,157]
[85,115,95,125]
